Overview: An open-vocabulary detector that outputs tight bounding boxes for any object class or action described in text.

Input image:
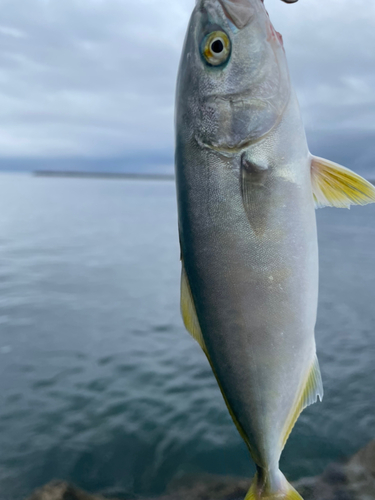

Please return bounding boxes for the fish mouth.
[218,0,256,29]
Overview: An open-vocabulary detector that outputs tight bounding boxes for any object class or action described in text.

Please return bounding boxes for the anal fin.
[281,355,323,450]
[311,155,375,209]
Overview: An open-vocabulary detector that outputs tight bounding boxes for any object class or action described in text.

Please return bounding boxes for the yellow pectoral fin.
[180,263,207,352]
[311,155,375,209]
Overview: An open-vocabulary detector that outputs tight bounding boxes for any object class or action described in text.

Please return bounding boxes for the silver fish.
[175,1,375,499]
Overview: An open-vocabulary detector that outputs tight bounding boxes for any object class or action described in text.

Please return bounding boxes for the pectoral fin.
[240,154,270,235]
[180,262,207,352]
[311,155,375,209]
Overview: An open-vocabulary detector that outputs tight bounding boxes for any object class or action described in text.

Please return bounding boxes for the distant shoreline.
[33,170,175,181]
[32,170,375,185]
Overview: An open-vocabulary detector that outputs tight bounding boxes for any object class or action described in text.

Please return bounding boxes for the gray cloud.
[0,0,374,173]
[0,0,191,163]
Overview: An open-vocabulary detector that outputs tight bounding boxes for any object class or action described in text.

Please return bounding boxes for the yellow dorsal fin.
[281,355,323,451]
[311,155,375,209]
[180,262,207,352]
[180,261,260,462]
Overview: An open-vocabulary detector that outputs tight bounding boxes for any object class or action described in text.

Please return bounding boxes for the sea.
[0,172,374,499]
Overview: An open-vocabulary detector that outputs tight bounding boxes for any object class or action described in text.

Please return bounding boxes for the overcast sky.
[0,0,374,173]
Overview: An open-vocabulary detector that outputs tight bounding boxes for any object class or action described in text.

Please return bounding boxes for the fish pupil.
[211,39,224,54]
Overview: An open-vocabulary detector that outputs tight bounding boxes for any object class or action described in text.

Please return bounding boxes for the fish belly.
[177,141,318,468]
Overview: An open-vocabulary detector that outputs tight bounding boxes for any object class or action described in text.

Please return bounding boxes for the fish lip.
[217,0,257,30]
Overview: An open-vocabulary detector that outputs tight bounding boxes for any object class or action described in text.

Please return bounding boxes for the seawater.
[0,173,374,499]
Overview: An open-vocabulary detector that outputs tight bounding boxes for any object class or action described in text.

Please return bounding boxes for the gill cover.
[186,0,291,150]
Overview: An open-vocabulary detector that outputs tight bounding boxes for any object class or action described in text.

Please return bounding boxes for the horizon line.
[33,170,175,181]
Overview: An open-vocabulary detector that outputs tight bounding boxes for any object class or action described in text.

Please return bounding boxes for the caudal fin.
[245,470,303,500]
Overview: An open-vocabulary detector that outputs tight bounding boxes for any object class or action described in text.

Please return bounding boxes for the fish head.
[176,0,291,151]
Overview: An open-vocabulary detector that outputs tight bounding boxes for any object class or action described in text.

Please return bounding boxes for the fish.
[174,1,375,499]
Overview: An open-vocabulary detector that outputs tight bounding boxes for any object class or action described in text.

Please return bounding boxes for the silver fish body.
[177,93,318,464]
[175,1,375,498]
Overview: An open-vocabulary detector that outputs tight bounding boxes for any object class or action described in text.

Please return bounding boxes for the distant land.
[34,170,175,181]
[0,127,375,181]
[32,170,375,184]
[0,154,174,176]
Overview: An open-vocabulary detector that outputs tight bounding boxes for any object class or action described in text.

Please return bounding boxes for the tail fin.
[245,469,303,500]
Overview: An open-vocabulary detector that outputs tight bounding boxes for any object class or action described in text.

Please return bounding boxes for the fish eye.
[211,39,224,53]
[201,31,231,67]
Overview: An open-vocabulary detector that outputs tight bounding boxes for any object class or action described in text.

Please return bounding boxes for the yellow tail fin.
[245,470,303,500]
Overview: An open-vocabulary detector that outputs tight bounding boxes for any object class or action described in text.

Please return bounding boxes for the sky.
[0,0,374,174]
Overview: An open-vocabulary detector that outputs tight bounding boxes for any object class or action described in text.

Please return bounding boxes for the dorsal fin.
[180,261,256,458]
[180,262,207,352]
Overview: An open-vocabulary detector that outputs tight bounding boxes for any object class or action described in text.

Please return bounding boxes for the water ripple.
[0,175,374,499]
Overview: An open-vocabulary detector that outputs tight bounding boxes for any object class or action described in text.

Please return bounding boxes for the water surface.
[0,173,374,499]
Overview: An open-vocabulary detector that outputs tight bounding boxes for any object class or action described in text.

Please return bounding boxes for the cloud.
[273,0,375,132]
[0,0,374,173]
[0,0,191,163]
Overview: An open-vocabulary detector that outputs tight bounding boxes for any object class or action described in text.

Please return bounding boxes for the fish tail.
[245,468,303,500]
